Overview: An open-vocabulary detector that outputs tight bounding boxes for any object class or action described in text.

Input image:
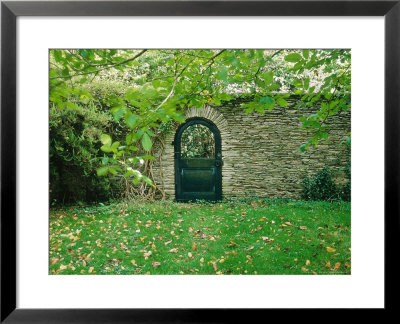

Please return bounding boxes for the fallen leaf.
[130,259,137,266]
[285,221,293,226]
[88,267,94,273]
[299,226,307,230]
[165,240,172,245]
[59,264,67,270]
[188,252,193,258]
[325,261,331,268]
[144,251,152,258]
[306,260,311,266]
[334,262,341,270]
[227,241,238,247]
[50,258,60,265]
[301,267,308,272]
[251,226,262,233]
[326,247,336,253]
[345,262,351,269]
[211,261,217,271]
[191,242,197,251]
[244,246,254,251]
[169,248,178,253]
[152,262,161,268]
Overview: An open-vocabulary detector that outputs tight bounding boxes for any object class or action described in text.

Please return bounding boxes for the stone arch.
[153,106,230,199]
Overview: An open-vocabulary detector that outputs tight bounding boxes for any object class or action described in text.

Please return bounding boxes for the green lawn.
[49,199,351,275]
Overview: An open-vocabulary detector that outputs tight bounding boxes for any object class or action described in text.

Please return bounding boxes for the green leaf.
[112,108,125,121]
[100,145,112,153]
[284,53,302,63]
[101,134,112,146]
[304,77,310,90]
[111,141,120,152]
[126,115,138,129]
[61,68,70,77]
[302,49,309,59]
[108,167,117,175]
[217,66,228,81]
[255,105,265,114]
[142,133,152,151]
[245,106,254,114]
[142,175,155,187]
[64,102,79,110]
[97,167,109,176]
[133,129,145,140]
[260,96,275,110]
[141,155,155,160]
[261,71,274,84]
[277,98,288,108]
[123,170,134,178]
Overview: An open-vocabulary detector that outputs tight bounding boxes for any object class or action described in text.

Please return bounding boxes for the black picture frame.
[1,0,398,322]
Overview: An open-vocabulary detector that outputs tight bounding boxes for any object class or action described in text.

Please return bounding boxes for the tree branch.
[50,49,148,80]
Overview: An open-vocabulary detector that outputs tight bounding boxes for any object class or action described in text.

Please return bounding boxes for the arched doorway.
[174,117,222,202]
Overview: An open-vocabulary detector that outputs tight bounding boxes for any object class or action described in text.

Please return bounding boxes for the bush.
[49,102,121,205]
[301,168,340,201]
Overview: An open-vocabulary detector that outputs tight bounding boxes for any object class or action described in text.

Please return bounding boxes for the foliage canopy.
[50,49,351,189]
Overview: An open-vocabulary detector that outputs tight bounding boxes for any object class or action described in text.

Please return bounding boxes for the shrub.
[49,102,121,205]
[301,168,340,201]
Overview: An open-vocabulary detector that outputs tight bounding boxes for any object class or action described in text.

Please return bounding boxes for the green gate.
[174,118,222,202]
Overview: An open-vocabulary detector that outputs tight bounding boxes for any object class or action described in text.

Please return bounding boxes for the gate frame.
[174,117,223,201]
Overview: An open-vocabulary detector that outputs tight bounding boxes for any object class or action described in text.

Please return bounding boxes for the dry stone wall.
[152,100,350,200]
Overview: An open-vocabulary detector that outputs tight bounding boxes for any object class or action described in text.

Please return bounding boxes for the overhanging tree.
[49,49,351,187]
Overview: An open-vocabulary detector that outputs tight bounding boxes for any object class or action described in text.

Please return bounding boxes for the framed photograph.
[1,0,398,321]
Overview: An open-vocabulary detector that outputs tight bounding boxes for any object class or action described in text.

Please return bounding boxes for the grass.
[49,199,351,275]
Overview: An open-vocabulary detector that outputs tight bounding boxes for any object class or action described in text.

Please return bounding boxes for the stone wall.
[152,100,350,200]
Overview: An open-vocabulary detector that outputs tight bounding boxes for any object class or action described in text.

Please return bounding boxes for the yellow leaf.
[50,258,60,265]
[305,260,310,266]
[59,264,67,270]
[152,262,161,268]
[88,267,94,273]
[191,242,197,251]
[334,262,341,270]
[130,259,137,266]
[299,226,307,230]
[169,248,178,253]
[326,247,336,253]
[325,261,331,268]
